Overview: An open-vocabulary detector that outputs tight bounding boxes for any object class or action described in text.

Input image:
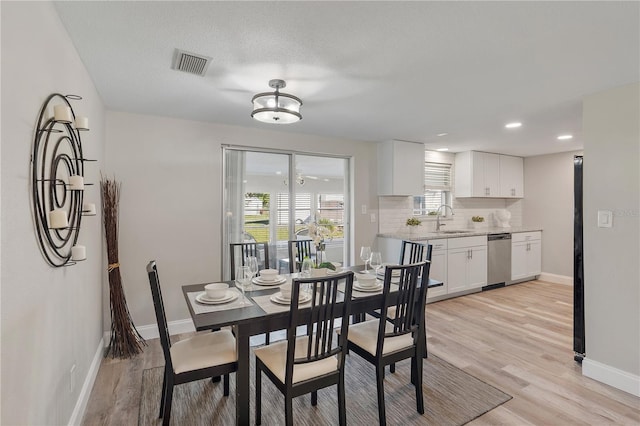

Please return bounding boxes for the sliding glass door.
[223,147,350,279]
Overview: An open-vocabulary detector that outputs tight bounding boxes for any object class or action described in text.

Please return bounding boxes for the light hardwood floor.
[82,280,640,425]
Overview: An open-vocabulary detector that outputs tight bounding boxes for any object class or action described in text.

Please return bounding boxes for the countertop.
[377,226,543,241]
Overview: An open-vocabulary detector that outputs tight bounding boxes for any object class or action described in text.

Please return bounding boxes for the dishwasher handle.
[488,233,512,241]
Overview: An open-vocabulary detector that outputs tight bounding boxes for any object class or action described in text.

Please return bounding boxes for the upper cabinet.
[455,151,523,198]
[378,140,424,196]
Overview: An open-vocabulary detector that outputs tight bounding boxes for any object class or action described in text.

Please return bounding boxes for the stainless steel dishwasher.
[486,233,511,288]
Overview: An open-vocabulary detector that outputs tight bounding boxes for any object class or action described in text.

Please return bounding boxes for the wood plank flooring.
[82,280,640,425]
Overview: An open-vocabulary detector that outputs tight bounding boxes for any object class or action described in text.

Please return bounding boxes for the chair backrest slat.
[230,242,270,280]
[377,261,431,351]
[288,239,313,273]
[399,240,433,265]
[146,261,173,371]
[287,271,354,386]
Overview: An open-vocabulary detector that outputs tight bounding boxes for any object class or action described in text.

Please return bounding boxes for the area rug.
[139,354,510,425]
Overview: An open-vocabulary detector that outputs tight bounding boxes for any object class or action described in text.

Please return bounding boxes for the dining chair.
[230,241,270,280]
[146,261,238,426]
[340,261,430,426]
[254,271,354,426]
[287,238,314,273]
[399,240,432,265]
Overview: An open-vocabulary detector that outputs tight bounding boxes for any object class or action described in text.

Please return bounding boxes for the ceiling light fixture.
[436,148,449,152]
[437,133,449,137]
[505,122,522,129]
[557,134,573,140]
[251,79,302,124]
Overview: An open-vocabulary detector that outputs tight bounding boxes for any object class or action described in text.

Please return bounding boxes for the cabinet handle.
[470,249,473,259]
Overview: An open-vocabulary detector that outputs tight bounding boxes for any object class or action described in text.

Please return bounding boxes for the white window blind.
[413,161,452,215]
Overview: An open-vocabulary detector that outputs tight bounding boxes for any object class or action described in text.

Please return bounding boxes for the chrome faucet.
[435,204,455,231]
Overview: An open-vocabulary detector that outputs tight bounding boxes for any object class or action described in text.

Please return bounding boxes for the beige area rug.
[139,354,510,425]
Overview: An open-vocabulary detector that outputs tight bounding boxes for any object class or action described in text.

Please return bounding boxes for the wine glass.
[247,256,259,290]
[360,246,371,273]
[301,257,313,278]
[236,265,251,305]
[369,252,382,276]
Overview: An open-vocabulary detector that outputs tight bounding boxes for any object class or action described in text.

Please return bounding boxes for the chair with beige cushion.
[254,271,354,426]
[341,261,430,426]
[147,261,238,426]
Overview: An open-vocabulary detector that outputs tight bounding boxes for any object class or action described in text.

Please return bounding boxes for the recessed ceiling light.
[436,148,449,152]
[557,134,573,140]
[436,133,448,137]
[275,171,282,175]
[505,122,522,129]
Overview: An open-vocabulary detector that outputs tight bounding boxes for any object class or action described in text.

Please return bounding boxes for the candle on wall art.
[49,209,68,229]
[68,175,84,190]
[74,117,89,130]
[82,202,96,216]
[53,105,72,123]
[71,245,86,261]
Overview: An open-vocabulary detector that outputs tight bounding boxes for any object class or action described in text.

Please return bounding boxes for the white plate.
[196,291,239,305]
[354,282,383,292]
[253,275,286,286]
[270,292,312,305]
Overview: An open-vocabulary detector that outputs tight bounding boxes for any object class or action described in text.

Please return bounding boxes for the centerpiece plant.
[308,217,338,270]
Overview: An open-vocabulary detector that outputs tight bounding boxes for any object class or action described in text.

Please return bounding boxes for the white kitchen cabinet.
[426,239,447,299]
[378,140,425,196]
[455,151,523,198]
[447,236,487,293]
[499,154,524,198]
[511,231,542,280]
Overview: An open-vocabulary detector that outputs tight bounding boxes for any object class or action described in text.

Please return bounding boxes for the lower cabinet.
[511,232,542,280]
[447,236,488,293]
[426,239,447,299]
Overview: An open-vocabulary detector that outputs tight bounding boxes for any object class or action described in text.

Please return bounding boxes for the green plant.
[427,211,438,216]
[317,262,337,270]
[406,217,422,226]
[471,216,485,222]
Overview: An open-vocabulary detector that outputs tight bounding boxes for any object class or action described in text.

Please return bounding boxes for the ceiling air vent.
[172,49,212,76]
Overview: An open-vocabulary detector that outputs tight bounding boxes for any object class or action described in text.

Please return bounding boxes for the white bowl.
[259,269,278,281]
[355,272,377,287]
[279,283,292,300]
[205,283,228,300]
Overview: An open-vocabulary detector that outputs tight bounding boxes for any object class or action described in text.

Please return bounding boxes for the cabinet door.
[471,151,486,197]
[447,248,469,293]
[500,155,524,198]
[483,153,500,197]
[467,246,488,288]
[511,242,528,280]
[526,240,542,276]
[427,249,447,298]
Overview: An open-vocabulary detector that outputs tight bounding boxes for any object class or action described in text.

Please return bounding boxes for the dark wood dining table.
[181,265,442,425]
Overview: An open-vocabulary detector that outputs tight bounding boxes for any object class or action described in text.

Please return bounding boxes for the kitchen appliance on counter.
[495,209,511,228]
[485,232,511,290]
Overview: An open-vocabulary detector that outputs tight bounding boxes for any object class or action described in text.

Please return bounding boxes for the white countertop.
[377,226,543,241]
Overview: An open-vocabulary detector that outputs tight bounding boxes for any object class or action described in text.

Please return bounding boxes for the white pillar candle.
[74,116,89,130]
[53,105,73,123]
[49,209,68,229]
[82,202,96,216]
[71,245,86,261]
[68,175,84,190]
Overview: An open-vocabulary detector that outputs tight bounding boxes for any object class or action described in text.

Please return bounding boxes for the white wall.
[1,2,105,425]
[582,82,639,391]
[105,111,378,328]
[523,150,582,278]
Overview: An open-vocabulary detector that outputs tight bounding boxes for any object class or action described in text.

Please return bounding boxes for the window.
[413,161,452,216]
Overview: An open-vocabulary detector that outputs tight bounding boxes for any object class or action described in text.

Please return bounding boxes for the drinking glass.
[370,251,382,276]
[360,246,371,272]
[236,266,251,305]
[247,256,259,290]
[301,257,313,278]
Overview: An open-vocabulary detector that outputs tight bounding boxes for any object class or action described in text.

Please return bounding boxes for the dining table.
[181,265,443,425]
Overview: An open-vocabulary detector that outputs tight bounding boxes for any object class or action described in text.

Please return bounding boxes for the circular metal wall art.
[30,93,92,267]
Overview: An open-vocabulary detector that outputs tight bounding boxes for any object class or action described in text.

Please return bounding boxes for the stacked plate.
[270,291,312,305]
[196,291,239,305]
[354,272,383,292]
[252,274,286,286]
[376,265,401,283]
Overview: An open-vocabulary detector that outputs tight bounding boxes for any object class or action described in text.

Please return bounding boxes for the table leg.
[235,325,250,425]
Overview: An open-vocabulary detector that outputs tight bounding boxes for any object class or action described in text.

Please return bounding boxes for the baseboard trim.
[68,336,104,426]
[136,318,196,340]
[538,272,573,286]
[582,358,640,397]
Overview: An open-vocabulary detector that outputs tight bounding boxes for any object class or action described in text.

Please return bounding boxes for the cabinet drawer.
[512,231,541,243]
[447,235,487,249]
[427,239,448,251]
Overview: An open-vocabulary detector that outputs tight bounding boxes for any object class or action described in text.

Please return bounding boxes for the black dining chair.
[287,238,314,273]
[255,271,354,426]
[399,240,432,265]
[146,261,238,426]
[339,261,430,426]
[230,241,270,280]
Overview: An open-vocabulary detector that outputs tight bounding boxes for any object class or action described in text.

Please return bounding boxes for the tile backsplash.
[378,196,523,236]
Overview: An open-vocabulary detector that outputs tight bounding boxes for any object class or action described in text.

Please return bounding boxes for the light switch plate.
[597,210,613,228]
[370,213,376,222]
[361,204,367,214]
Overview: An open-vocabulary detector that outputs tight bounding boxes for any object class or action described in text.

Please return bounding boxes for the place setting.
[251,268,287,286]
[187,282,253,314]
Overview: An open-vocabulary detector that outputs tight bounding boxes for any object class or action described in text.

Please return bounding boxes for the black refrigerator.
[574,156,585,362]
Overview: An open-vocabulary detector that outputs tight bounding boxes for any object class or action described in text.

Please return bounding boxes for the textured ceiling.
[54,1,639,157]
